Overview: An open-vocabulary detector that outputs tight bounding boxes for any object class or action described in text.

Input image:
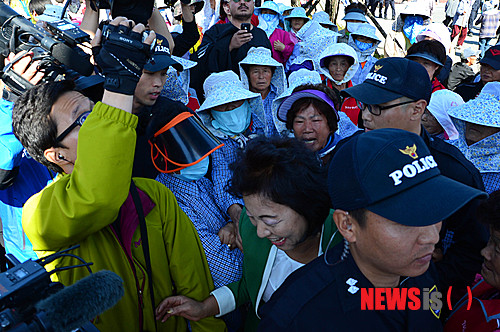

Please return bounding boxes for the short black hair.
[406,39,446,79]
[29,0,51,15]
[228,136,330,237]
[349,208,367,228]
[12,80,76,173]
[478,190,500,232]
[285,83,340,133]
[344,2,367,15]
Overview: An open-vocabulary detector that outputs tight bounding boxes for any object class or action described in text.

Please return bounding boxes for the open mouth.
[302,138,316,145]
[269,237,286,246]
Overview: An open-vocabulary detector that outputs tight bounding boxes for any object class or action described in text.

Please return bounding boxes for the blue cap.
[144,34,182,72]
[341,57,432,105]
[328,128,487,226]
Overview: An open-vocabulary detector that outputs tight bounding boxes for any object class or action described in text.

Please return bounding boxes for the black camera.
[0,2,94,98]
[0,247,123,331]
[89,0,155,25]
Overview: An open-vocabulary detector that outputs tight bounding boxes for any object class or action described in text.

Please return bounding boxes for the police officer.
[259,128,486,331]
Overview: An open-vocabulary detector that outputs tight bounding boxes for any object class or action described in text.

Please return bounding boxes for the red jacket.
[323,77,361,126]
[445,277,500,332]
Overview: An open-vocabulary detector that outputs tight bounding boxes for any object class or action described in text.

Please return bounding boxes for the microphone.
[35,270,124,332]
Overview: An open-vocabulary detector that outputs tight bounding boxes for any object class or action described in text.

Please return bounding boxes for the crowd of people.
[1,0,500,330]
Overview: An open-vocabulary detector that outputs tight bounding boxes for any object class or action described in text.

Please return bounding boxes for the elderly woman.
[155,136,342,331]
[448,82,500,194]
[348,23,381,85]
[445,190,500,331]
[239,47,286,137]
[318,43,362,125]
[196,70,265,227]
[422,89,462,140]
[271,68,359,139]
[276,84,343,165]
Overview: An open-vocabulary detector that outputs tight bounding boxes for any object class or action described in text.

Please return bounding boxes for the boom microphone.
[35,270,124,332]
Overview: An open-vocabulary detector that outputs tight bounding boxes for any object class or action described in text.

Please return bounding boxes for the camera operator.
[12,17,226,332]
[0,51,53,264]
[189,0,271,102]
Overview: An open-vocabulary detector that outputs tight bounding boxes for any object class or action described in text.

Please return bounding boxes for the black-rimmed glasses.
[356,100,416,116]
[56,111,91,142]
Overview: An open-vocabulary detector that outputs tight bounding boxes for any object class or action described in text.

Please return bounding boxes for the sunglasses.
[56,111,91,142]
[231,0,252,3]
[356,100,415,116]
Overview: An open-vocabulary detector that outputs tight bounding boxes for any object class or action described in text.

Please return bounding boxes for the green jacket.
[212,209,342,331]
[22,103,226,332]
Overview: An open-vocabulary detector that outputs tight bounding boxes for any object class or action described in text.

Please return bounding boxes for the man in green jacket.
[11,18,226,332]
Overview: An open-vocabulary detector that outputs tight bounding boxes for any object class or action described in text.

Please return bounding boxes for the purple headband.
[277,89,339,122]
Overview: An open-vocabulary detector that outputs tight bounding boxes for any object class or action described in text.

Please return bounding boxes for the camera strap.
[130,180,157,331]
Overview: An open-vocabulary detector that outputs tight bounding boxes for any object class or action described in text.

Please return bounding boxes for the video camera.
[0,246,123,331]
[0,2,94,100]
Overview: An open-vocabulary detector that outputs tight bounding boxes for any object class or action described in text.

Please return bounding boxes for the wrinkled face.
[465,122,500,146]
[248,65,273,94]
[244,194,309,252]
[362,98,414,132]
[229,0,254,21]
[481,228,500,289]
[290,18,307,31]
[351,210,442,282]
[421,109,443,135]
[480,63,500,84]
[412,57,440,80]
[134,69,168,111]
[327,55,351,81]
[213,99,245,112]
[293,104,332,152]
[50,91,94,173]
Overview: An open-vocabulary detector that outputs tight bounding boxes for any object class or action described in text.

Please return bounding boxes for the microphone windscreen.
[35,270,124,332]
[51,43,94,77]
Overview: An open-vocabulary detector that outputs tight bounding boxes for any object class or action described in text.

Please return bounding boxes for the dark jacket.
[454,79,484,101]
[437,55,453,85]
[259,242,444,332]
[421,129,487,292]
[172,19,200,57]
[189,23,272,102]
[447,62,476,91]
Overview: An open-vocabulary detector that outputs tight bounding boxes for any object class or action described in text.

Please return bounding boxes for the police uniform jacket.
[258,242,444,332]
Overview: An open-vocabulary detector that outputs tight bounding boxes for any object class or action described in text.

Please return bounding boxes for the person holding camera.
[189,0,271,103]
[12,17,226,332]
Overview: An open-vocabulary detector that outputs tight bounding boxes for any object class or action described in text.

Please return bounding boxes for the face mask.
[346,22,361,33]
[403,16,424,44]
[354,39,373,52]
[259,13,280,37]
[261,13,277,23]
[211,100,252,135]
[172,156,210,182]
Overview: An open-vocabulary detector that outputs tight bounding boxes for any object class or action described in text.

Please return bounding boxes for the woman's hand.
[155,295,219,322]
